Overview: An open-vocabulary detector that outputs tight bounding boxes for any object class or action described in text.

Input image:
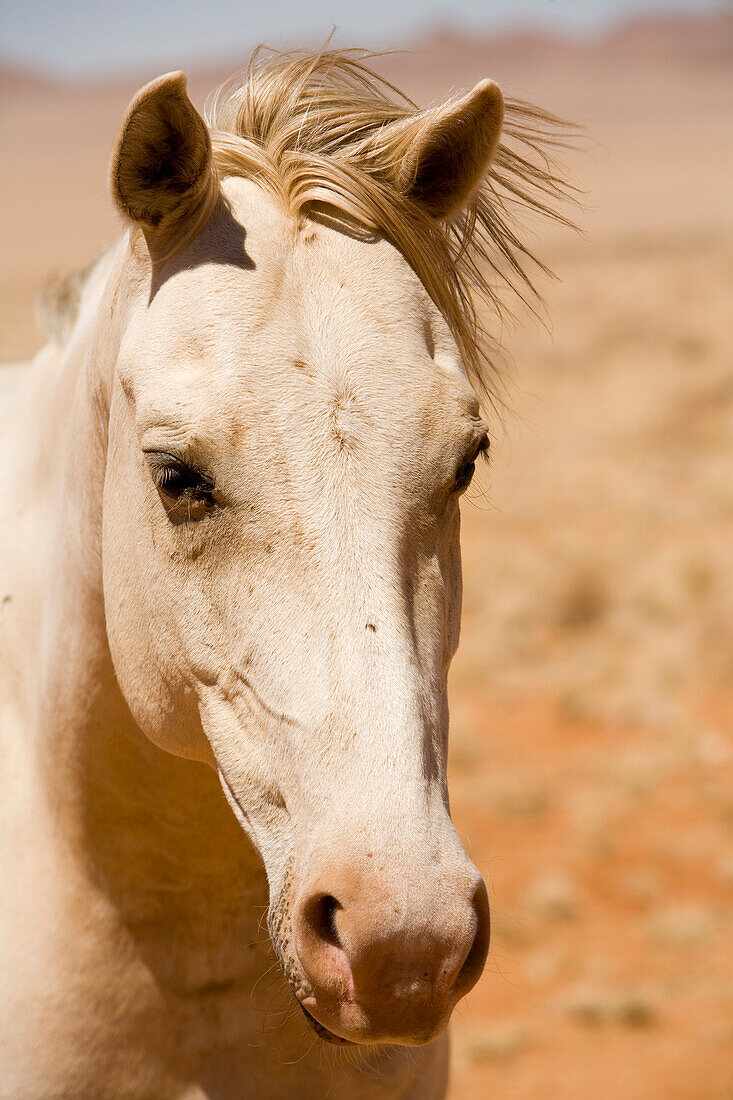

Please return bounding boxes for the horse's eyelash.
[145,453,214,496]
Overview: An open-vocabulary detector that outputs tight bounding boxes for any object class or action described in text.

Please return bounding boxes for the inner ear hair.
[398,79,505,220]
[111,71,218,259]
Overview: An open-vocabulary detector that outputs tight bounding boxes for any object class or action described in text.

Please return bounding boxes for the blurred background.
[2,2,732,1096]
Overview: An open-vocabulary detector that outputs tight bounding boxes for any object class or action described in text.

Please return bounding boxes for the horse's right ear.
[396,79,504,220]
[111,71,216,256]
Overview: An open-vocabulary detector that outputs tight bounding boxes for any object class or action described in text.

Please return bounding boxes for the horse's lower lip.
[297,1002,355,1046]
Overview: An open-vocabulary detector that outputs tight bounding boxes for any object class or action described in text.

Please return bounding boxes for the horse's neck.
[8,243,266,960]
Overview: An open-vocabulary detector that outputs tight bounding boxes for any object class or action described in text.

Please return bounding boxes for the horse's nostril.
[293,887,354,1004]
[292,865,491,1045]
[309,893,342,948]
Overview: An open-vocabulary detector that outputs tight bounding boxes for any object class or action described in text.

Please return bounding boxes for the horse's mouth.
[297,1001,354,1046]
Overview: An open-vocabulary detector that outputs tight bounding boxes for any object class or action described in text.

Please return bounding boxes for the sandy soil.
[2,11,732,1098]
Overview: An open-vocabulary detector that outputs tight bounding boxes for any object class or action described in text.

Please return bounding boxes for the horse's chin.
[297,1002,355,1045]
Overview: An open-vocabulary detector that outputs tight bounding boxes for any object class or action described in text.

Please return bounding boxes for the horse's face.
[103,71,503,1046]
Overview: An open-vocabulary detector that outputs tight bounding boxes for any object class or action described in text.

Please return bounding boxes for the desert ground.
[1,9,732,1098]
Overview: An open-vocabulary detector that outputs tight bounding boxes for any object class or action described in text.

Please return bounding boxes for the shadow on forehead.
[149,198,255,304]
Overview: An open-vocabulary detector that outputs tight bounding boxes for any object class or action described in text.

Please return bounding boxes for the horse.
[0,49,570,1099]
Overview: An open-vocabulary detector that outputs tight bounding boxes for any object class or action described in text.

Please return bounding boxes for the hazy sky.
[1,0,727,77]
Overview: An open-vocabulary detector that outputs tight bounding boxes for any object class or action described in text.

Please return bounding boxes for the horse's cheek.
[102,493,211,763]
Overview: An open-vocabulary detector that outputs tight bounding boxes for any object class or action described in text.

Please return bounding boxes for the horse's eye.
[454,435,489,494]
[145,451,215,510]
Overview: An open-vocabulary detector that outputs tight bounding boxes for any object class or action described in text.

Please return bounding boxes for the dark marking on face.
[422,314,436,360]
[329,386,359,451]
[268,859,299,991]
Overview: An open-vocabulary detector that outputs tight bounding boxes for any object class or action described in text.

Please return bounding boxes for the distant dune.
[602,7,733,65]
[2,6,732,99]
[1,5,732,359]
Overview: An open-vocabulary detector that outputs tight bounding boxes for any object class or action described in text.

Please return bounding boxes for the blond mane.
[42,48,577,401]
[205,48,578,401]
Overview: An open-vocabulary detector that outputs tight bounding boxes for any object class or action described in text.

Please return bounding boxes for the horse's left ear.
[111,70,216,254]
[397,79,504,220]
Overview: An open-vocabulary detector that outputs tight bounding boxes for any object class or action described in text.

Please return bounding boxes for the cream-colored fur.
[0,50,568,1099]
